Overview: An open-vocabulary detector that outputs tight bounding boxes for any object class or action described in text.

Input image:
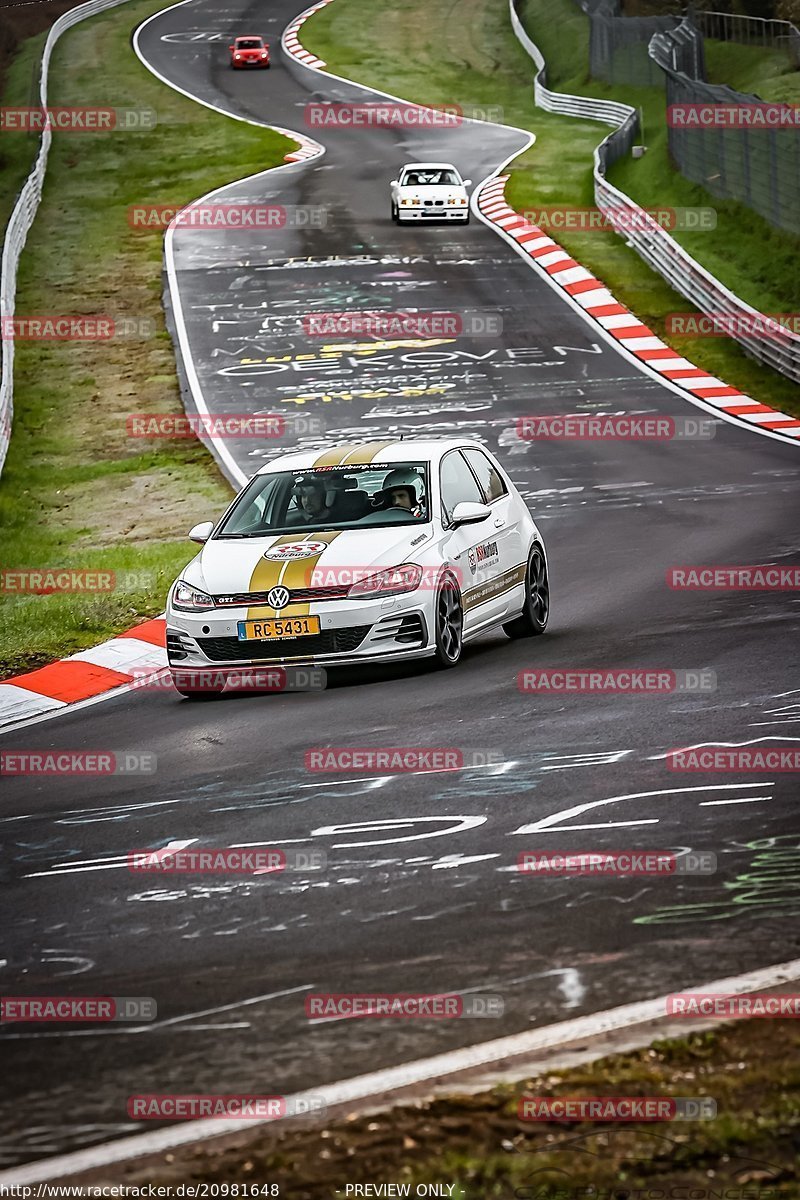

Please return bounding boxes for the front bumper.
[231,57,269,67]
[397,207,468,221]
[167,597,433,669]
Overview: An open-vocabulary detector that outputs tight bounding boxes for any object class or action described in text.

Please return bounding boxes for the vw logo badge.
[267,586,290,609]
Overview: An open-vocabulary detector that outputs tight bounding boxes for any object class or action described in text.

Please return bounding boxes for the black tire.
[391,201,399,224]
[503,545,549,638]
[432,572,463,669]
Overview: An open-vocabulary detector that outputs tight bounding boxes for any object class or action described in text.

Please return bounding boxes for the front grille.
[197,626,371,661]
[212,586,350,606]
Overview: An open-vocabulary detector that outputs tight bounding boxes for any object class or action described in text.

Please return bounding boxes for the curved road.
[1,0,799,1171]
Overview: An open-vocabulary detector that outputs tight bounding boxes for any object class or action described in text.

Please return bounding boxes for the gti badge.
[267,586,290,609]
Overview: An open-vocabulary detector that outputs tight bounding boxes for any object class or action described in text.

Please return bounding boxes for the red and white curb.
[477,175,800,442]
[282,0,334,70]
[0,619,166,732]
[278,126,324,163]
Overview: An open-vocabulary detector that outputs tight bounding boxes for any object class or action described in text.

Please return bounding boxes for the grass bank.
[302,0,800,419]
[0,0,294,679]
[110,1020,800,1195]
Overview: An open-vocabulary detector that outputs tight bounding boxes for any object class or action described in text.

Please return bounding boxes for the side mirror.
[188,520,214,544]
[229,44,235,51]
[462,178,473,187]
[450,501,490,528]
[390,179,399,187]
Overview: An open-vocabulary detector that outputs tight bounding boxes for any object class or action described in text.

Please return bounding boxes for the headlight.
[401,198,420,206]
[261,51,268,57]
[348,563,422,599]
[173,581,215,611]
[234,53,242,59]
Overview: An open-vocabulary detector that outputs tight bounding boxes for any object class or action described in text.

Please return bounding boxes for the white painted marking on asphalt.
[510,783,770,835]
[0,985,315,1040]
[699,797,771,806]
[24,840,198,879]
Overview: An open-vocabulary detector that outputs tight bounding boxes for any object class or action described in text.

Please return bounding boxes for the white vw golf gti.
[166,440,549,696]
[390,163,472,224]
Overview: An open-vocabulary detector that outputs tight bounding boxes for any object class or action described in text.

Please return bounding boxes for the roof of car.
[234,34,263,40]
[256,439,487,474]
[400,162,458,171]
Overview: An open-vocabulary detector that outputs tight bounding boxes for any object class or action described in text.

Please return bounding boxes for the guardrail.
[508,0,800,386]
[0,0,134,477]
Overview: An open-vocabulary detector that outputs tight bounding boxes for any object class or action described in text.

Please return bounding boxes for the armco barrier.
[0,0,135,478]
[509,0,800,386]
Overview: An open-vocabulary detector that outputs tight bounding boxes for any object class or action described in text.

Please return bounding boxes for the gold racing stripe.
[340,440,398,465]
[246,531,342,619]
[311,440,398,469]
[462,563,527,613]
[312,445,358,468]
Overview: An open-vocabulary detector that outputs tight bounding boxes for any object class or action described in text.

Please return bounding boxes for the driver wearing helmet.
[375,468,425,518]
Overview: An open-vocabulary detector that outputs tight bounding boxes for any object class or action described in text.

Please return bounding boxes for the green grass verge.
[302,0,800,419]
[129,1021,800,1192]
[0,31,46,237]
[0,0,295,680]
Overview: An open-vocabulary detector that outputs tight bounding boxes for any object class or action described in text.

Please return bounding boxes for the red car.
[229,36,270,68]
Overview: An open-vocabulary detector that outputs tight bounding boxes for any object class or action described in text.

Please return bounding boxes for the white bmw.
[390,163,472,224]
[166,439,549,696]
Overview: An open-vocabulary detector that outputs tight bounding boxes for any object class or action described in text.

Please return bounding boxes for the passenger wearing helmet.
[375,468,425,518]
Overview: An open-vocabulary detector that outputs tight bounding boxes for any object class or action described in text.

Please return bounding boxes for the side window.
[462,448,508,503]
[439,451,485,524]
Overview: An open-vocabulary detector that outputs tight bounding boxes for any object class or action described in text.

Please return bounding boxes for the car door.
[439,449,507,632]
[461,447,526,618]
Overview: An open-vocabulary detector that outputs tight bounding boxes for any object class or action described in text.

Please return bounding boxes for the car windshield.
[401,169,459,187]
[236,38,263,48]
[215,463,431,538]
